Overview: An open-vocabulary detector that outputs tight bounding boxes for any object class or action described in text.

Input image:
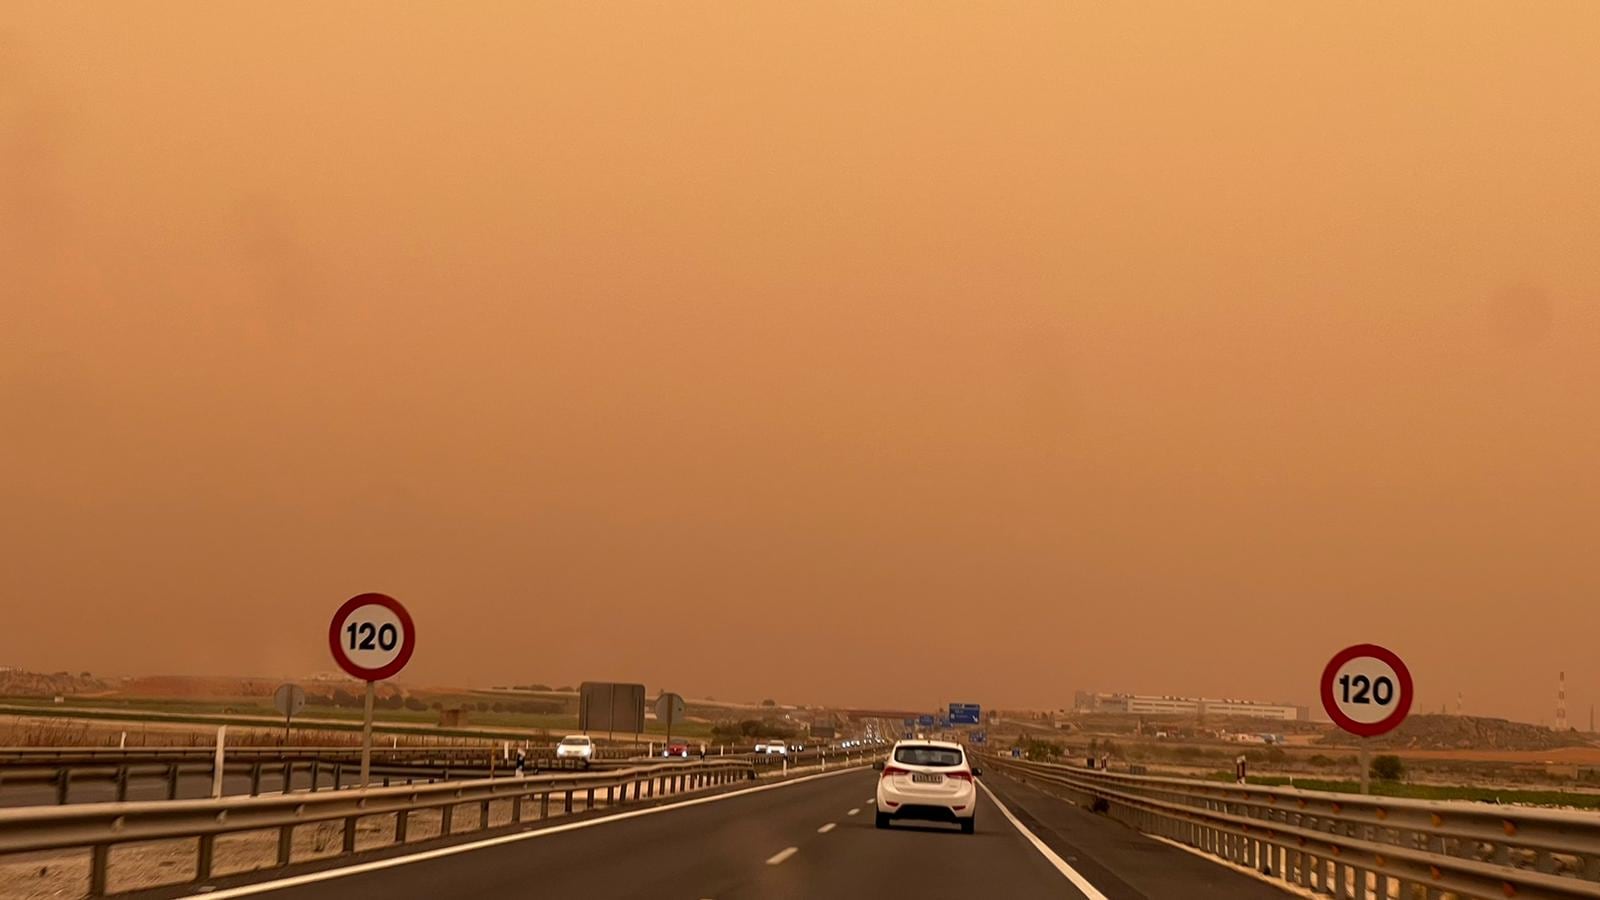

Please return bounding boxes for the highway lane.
[153,764,1296,900]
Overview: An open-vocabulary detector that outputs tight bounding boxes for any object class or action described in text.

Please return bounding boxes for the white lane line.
[186,765,875,898]
[978,779,1110,900]
[817,823,836,833]
[846,807,859,815]
[766,846,799,865]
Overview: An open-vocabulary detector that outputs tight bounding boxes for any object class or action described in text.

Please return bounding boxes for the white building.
[1074,691,1301,721]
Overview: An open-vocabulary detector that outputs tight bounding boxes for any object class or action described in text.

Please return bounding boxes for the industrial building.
[1074,691,1303,721]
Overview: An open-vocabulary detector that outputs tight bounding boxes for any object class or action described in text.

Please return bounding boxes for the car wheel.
[875,812,890,829]
[960,816,975,835]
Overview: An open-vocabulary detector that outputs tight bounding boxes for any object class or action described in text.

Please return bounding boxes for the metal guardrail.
[0,757,762,896]
[0,745,877,806]
[979,753,1600,900]
[0,756,605,806]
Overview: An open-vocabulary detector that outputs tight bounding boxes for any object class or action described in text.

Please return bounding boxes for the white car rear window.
[894,746,963,767]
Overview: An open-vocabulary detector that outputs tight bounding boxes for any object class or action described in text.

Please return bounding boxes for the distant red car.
[663,742,691,758]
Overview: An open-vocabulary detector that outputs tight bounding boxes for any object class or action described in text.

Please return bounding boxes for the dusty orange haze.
[3,3,1597,721]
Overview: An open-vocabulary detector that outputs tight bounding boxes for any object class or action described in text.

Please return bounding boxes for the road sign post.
[273,683,306,744]
[1320,643,1412,795]
[328,593,416,788]
[654,692,685,755]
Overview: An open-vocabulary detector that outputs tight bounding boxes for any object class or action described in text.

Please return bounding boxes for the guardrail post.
[342,816,357,853]
[250,762,262,796]
[333,763,343,791]
[55,768,71,805]
[585,787,595,810]
[479,800,490,829]
[606,785,614,805]
[396,808,410,842]
[512,795,524,822]
[309,760,320,792]
[277,825,294,866]
[283,761,293,793]
[167,763,179,800]
[115,765,129,802]
[540,792,550,819]
[564,789,573,813]
[441,804,454,835]
[89,844,110,896]
[197,833,215,880]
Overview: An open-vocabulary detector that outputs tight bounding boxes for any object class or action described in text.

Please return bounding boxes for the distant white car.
[555,735,593,763]
[875,740,979,834]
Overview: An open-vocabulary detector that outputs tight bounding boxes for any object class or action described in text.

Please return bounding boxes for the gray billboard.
[578,682,646,735]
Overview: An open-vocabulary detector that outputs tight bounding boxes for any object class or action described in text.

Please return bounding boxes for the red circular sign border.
[328,593,416,682]
[1320,643,1412,737]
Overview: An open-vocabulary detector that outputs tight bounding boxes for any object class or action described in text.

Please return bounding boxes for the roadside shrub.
[1371,754,1405,782]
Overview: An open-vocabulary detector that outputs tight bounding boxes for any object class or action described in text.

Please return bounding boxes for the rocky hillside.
[1321,714,1595,751]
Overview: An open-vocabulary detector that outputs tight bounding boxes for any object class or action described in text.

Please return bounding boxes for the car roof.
[893,739,962,750]
[563,734,590,740]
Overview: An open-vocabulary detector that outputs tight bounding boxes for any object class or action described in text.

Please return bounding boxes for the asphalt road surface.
[166,766,1290,900]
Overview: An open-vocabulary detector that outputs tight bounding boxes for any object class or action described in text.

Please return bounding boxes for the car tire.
[875,812,890,829]
[960,816,975,835]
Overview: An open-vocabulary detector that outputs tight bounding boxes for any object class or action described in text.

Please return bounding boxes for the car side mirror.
[872,761,885,771]
[972,768,983,777]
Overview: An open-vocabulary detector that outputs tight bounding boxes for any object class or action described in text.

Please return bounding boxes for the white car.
[875,740,979,834]
[555,735,594,763]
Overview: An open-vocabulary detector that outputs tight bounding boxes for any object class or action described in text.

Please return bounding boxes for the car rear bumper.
[876,782,975,820]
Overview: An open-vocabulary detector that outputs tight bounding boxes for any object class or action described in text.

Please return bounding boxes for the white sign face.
[339,602,404,669]
[1329,656,1401,725]
[329,593,416,682]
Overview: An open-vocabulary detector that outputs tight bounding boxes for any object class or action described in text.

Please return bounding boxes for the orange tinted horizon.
[4,3,1598,722]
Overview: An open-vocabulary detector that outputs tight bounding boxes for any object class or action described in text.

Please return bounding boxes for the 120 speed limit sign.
[1320,643,1412,737]
[328,593,416,682]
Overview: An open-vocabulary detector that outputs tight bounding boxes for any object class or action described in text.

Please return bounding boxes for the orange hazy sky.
[3,3,1598,721]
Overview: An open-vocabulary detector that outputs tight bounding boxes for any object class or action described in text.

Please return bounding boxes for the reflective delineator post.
[212,725,227,798]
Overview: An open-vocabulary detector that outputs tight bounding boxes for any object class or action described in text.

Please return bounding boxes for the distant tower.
[1456,691,1462,716]
[1555,672,1568,732]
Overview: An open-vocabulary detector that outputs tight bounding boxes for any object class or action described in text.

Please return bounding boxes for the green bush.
[1371,754,1405,782]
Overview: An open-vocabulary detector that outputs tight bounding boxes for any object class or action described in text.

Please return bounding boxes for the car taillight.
[880,765,910,777]
[945,771,973,782]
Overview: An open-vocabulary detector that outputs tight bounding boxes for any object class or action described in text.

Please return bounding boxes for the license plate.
[911,773,943,784]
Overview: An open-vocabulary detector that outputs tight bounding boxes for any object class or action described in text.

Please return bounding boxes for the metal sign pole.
[361,680,376,788]
[1359,739,1370,795]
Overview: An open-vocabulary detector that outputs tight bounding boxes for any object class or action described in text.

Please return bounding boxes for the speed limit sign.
[1320,643,1412,737]
[328,593,416,682]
